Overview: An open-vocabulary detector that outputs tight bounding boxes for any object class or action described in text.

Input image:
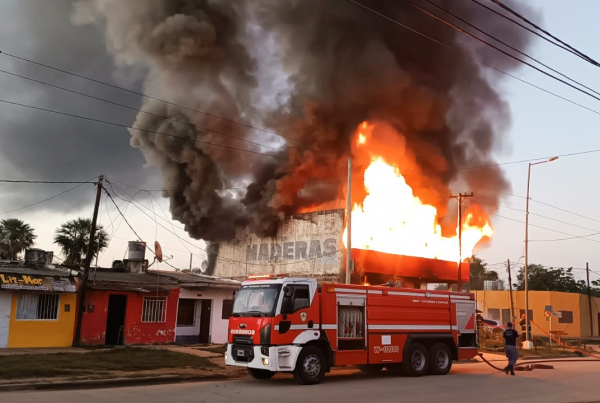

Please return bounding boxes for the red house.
[79,269,180,345]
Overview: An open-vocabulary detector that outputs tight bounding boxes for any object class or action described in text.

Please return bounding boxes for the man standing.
[503,322,519,376]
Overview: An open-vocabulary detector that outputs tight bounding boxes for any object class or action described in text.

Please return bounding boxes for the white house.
[148,271,240,344]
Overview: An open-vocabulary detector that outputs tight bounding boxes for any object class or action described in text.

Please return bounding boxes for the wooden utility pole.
[345,157,353,284]
[74,175,104,346]
[508,259,515,324]
[189,253,193,271]
[449,192,474,291]
[587,262,594,337]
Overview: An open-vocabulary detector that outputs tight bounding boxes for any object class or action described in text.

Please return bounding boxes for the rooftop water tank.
[128,241,146,261]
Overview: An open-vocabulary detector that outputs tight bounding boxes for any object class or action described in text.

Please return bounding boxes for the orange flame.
[343,122,493,262]
[362,276,370,286]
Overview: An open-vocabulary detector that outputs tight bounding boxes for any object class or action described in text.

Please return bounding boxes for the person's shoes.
[504,366,509,374]
[510,365,515,376]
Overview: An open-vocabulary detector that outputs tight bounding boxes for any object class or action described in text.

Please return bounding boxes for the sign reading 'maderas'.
[207,209,345,278]
[0,272,77,292]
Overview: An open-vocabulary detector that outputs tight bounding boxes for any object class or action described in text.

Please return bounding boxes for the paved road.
[4,360,600,403]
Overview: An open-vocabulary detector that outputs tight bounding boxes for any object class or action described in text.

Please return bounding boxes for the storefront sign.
[0,272,76,292]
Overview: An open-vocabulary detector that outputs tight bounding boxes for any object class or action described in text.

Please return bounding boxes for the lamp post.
[523,156,558,349]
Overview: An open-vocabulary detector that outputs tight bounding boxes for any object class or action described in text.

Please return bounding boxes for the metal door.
[0,293,12,348]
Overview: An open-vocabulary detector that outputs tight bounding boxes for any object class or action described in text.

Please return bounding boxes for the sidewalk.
[0,344,246,392]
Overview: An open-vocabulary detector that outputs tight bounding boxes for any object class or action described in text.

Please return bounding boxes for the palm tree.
[0,218,37,260]
[54,218,108,265]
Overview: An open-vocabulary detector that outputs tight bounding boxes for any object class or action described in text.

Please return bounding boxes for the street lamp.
[523,156,558,349]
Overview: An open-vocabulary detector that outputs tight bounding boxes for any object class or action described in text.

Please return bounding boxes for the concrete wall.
[81,289,180,345]
[209,209,345,280]
[176,288,236,344]
[473,290,600,338]
[8,292,77,348]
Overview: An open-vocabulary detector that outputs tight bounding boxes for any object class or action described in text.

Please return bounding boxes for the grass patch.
[0,348,216,379]
[196,345,226,355]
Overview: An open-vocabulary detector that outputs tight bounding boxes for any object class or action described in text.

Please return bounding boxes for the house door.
[199,299,211,344]
[106,295,127,345]
[0,293,11,348]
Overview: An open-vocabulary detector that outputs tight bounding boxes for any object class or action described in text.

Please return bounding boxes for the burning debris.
[73,1,535,251]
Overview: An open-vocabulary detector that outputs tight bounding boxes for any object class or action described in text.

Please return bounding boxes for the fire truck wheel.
[358,364,384,374]
[247,368,276,380]
[293,346,326,385]
[403,343,429,377]
[428,343,452,375]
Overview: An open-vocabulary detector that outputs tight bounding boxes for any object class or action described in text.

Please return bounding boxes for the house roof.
[147,270,240,290]
[0,263,74,278]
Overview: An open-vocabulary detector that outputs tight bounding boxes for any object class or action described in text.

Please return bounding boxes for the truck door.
[272,283,318,345]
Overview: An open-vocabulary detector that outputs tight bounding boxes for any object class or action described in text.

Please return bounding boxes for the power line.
[0,67,285,154]
[489,0,600,68]
[0,181,93,215]
[0,98,287,160]
[0,179,94,184]
[346,0,600,117]
[417,0,600,97]
[470,0,592,63]
[408,0,600,103]
[0,50,301,144]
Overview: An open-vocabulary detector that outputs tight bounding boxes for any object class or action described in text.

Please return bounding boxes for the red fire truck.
[225,275,478,385]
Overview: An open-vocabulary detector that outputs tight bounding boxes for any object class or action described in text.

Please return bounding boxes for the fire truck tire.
[293,346,326,385]
[358,364,384,374]
[403,343,429,377]
[428,343,452,375]
[247,368,276,380]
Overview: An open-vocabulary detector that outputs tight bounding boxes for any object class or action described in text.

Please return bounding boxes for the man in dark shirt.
[503,322,519,375]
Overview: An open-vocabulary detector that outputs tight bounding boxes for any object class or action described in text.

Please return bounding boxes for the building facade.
[474,290,600,338]
[79,269,180,346]
[0,263,78,348]
[148,271,240,344]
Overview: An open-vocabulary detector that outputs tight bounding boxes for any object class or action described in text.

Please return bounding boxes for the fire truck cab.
[225,275,478,385]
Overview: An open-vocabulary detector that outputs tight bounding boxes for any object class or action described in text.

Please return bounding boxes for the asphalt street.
[3,360,600,403]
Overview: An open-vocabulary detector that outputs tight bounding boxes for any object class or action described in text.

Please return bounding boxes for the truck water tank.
[128,241,146,261]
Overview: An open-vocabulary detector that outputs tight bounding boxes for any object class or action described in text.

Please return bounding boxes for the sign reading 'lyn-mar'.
[0,273,76,292]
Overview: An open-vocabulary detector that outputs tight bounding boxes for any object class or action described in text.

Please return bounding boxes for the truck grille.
[232,344,254,362]
[233,335,253,345]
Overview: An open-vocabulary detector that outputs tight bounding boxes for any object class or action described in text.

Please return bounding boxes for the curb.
[0,373,234,393]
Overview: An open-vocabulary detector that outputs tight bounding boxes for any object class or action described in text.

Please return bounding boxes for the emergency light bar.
[247,274,286,280]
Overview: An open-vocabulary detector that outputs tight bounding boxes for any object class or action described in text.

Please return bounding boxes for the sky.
[0,0,599,285]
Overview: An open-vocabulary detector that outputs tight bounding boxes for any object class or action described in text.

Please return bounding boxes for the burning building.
[75,1,536,283]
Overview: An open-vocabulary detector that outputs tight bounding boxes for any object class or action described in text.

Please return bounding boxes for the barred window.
[222,300,234,320]
[559,311,573,324]
[142,297,167,323]
[16,294,59,320]
[177,299,196,327]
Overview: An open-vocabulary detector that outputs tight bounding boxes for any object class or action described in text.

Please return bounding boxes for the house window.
[487,308,500,322]
[142,297,167,323]
[501,309,511,325]
[177,299,196,327]
[222,299,234,320]
[558,311,573,324]
[16,294,59,320]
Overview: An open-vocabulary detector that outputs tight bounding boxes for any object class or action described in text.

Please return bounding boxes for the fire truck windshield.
[232,283,281,317]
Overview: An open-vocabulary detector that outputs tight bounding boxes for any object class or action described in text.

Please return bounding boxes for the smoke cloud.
[72,0,537,241]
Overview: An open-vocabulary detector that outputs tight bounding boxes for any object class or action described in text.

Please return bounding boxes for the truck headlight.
[262,358,270,366]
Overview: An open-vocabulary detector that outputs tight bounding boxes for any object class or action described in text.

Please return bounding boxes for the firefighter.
[503,322,519,376]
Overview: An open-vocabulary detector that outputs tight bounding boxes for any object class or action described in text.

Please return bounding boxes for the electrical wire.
[0,181,93,215]
[407,0,600,103]
[0,179,94,184]
[489,0,600,68]
[347,0,600,117]
[0,50,301,144]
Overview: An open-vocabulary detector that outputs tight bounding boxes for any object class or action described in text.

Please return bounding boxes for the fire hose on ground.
[476,320,600,372]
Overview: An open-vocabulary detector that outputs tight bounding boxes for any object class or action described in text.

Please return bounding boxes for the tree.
[515,265,584,293]
[469,255,500,290]
[0,218,37,260]
[54,218,108,265]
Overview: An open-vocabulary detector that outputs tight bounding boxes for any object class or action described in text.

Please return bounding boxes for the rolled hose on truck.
[477,320,600,372]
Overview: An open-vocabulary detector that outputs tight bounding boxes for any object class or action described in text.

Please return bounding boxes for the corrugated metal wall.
[211,209,345,279]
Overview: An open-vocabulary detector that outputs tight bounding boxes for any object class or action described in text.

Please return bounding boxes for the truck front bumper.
[225,343,302,372]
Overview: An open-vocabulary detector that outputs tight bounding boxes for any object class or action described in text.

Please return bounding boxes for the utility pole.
[508,259,515,324]
[345,157,352,284]
[587,262,594,337]
[74,175,104,346]
[189,253,193,272]
[449,192,474,291]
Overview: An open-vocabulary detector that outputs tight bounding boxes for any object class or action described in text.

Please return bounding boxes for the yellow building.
[473,290,600,338]
[0,264,78,348]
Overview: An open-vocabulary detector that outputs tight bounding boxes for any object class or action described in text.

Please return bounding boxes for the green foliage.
[0,218,37,260]
[515,265,600,296]
[53,217,108,265]
[469,255,500,290]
